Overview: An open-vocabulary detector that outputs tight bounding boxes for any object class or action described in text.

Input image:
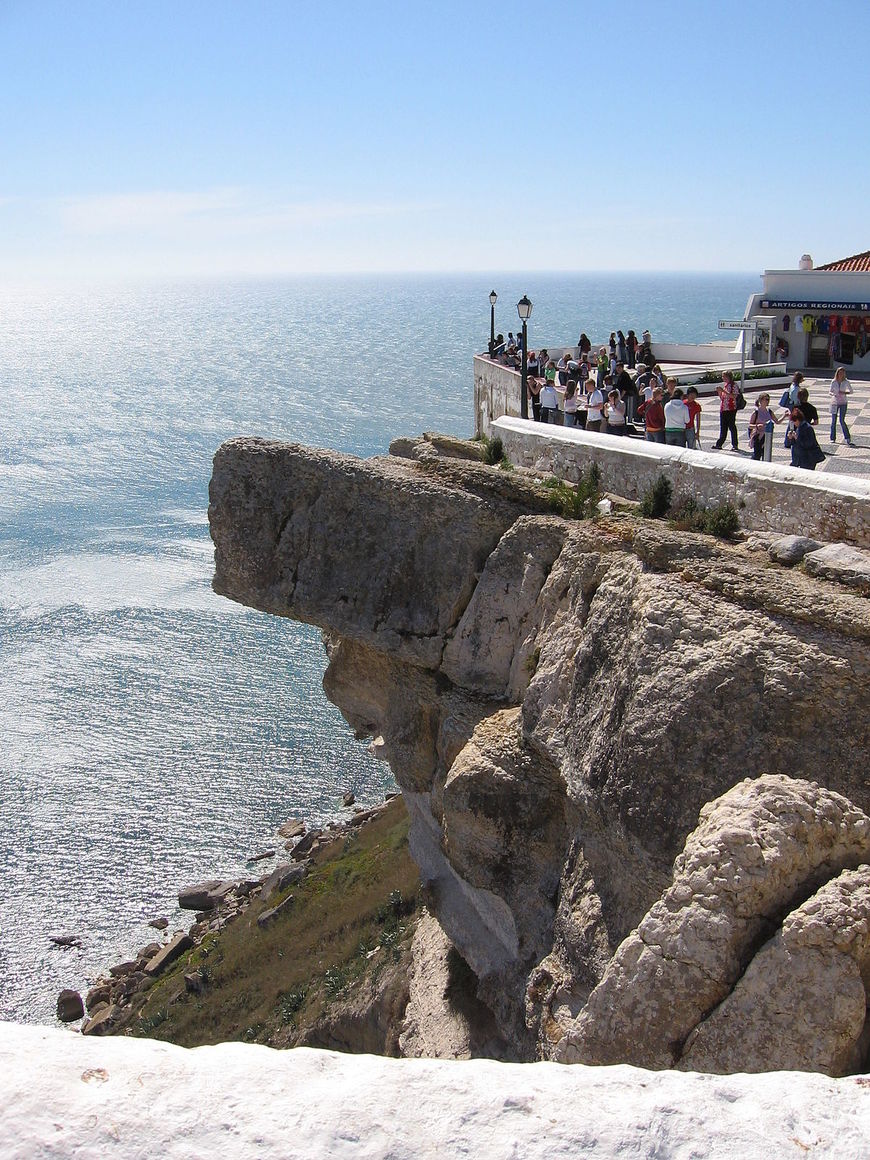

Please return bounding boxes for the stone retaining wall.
[493,417,870,548]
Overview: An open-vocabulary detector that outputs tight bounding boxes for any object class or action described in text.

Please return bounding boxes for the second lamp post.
[517,295,533,420]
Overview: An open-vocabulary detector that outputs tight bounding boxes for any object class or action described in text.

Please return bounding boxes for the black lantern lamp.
[489,290,498,355]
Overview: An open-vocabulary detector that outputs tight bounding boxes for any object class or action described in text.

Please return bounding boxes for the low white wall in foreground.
[3,1023,869,1159]
[493,418,870,548]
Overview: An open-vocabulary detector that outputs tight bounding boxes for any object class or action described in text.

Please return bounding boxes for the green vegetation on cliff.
[129,796,420,1051]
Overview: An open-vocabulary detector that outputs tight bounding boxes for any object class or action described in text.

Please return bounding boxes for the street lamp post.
[517,295,533,420]
[489,290,497,355]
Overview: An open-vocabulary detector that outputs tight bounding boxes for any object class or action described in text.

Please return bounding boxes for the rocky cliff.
[209,435,870,1072]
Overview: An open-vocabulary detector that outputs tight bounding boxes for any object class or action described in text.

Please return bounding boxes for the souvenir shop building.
[743,252,870,376]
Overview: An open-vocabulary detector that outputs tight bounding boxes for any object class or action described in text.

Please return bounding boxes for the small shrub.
[639,474,673,519]
[323,965,350,998]
[524,646,541,675]
[668,497,740,538]
[482,436,504,466]
[542,464,601,520]
[703,502,740,538]
[138,1008,168,1034]
[279,988,307,1022]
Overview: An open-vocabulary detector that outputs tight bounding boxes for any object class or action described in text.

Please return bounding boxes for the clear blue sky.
[2,0,867,280]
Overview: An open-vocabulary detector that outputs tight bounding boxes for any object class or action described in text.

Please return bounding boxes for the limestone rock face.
[555,776,870,1069]
[209,438,870,1071]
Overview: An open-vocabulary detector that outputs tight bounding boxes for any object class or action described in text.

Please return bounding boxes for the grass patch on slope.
[129,795,420,1049]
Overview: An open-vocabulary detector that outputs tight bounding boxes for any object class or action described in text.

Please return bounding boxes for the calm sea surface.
[0,272,757,1022]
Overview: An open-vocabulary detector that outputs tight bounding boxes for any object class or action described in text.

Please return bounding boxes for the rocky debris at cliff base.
[4,1023,870,1160]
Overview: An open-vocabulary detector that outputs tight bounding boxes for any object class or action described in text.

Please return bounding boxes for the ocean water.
[0,272,757,1023]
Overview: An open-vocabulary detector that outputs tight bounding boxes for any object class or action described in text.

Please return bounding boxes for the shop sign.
[760,299,870,311]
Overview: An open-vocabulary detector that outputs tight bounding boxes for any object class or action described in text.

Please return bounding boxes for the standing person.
[577,355,590,390]
[609,332,617,360]
[585,379,605,432]
[596,346,609,389]
[539,377,560,423]
[578,333,592,356]
[748,393,781,461]
[713,370,740,451]
[684,386,702,449]
[664,389,690,447]
[782,371,803,409]
[527,376,542,422]
[558,380,581,427]
[626,329,637,369]
[796,387,819,425]
[829,367,855,445]
[614,361,636,422]
[635,363,652,404]
[557,351,570,386]
[787,408,826,469]
[527,350,540,379]
[616,330,627,364]
[637,386,666,443]
[604,389,626,435]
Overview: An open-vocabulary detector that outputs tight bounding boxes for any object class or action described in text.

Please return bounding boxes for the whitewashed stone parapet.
[3,1023,869,1158]
[493,417,870,548]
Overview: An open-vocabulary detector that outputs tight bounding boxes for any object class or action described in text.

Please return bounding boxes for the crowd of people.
[488,335,858,472]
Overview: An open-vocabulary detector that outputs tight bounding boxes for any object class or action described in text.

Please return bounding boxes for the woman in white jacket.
[829,367,854,446]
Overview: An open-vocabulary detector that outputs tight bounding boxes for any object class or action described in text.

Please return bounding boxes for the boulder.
[257,894,295,928]
[144,933,194,977]
[277,819,305,840]
[680,864,870,1076]
[768,534,821,566]
[555,776,870,1070]
[290,830,321,860]
[108,961,139,978]
[803,542,870,594]
[184,972,204,995]
[246,849,276,864]
[81,1004,120,1036]
[178,880,236,911]
[148,916,169,930]
[85,984,111,1013]
[56,990,83,1023]
[260,863,306,902]
[49,934,81,949]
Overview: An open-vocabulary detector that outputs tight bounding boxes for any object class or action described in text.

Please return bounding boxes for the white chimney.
[799,254,814,270]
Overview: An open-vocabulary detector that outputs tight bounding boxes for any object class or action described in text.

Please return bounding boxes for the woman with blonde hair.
[830,367,854,445]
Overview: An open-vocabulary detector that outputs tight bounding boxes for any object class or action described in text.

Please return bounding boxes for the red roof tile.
[816,251,870,273]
